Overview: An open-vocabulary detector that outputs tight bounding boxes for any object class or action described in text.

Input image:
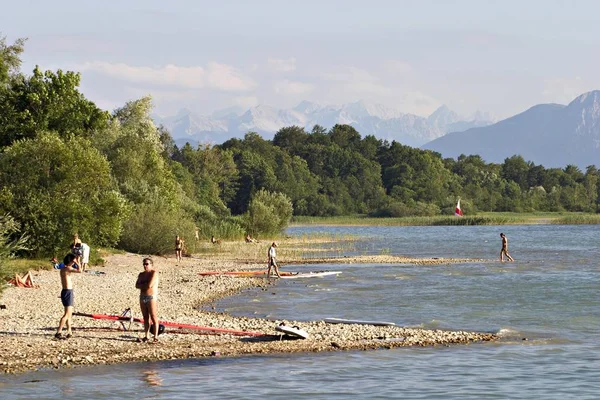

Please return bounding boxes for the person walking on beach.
[500,233,515,262]
[267,242,281,278]
[55,253,82,339]
[136,258,160,342]
[175,235,183,263]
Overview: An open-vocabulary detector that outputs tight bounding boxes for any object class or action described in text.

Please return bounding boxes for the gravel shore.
[0,250,496,374]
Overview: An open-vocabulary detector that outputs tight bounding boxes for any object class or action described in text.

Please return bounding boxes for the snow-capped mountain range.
[422,90,600,169]
[152,100,495,148]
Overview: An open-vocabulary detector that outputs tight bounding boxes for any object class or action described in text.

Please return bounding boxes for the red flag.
[455,199,463,217]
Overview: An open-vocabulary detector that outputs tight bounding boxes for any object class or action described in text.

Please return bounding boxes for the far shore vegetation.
[291,212,600,226]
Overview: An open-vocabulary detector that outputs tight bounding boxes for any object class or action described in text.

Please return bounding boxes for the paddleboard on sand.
[324,318,396,326]
[199,270,295,277]
[280,271,342,279]
[275,324,309,339]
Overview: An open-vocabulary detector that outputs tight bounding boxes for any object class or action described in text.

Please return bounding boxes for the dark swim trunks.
[61,289,74,307]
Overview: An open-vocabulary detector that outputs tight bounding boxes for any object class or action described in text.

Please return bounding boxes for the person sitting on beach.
[211,236,221,245]
[56,253,82,339]
[135,258,160,343]
[267,242,281,278]
[245,234,258,243]
[8,271,35,288]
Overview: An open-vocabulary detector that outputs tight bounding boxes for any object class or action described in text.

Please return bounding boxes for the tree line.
[0,36,598,257]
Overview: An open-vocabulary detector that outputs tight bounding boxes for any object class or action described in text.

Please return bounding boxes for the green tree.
[0,66,109,147]
[0,133,127,255]
[0,35,26,84]
[101,97,179,207]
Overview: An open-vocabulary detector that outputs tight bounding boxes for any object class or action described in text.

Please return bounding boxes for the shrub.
[119,197,196,255]
[245,189,293,236]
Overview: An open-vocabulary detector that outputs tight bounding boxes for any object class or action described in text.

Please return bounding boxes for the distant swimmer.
[500,233,515,262]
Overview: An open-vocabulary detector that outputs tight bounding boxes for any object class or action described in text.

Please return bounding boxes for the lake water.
[2,225,599,399]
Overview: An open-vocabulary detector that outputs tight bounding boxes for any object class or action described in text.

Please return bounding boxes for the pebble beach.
[0,248,496,375]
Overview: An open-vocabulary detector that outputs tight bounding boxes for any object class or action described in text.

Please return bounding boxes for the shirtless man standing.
[56,253,82,339]
[136,258,160,342]
[500,233,515,262]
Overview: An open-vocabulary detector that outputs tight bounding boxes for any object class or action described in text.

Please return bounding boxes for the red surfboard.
[73,312,264,336]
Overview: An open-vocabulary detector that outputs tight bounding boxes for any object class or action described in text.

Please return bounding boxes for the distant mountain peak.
[294,100,322,114]
[569,90,600,108]
[155,99,494,147]
[423,90,600,169]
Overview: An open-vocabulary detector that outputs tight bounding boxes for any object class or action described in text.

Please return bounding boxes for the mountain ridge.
[422,90,600,169]
[154,100,494,148]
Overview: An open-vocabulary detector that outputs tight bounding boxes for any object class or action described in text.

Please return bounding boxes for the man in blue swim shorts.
[55,253,82,339]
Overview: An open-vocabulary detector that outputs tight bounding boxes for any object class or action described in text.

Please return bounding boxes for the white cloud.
[267,57,297,72]
[79,61,256,91]
[273,80,314,95]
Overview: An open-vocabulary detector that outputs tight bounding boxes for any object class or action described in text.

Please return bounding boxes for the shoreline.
[0,250,497,375]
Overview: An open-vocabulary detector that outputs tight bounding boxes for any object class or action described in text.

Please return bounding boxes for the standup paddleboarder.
[136,258,160,342]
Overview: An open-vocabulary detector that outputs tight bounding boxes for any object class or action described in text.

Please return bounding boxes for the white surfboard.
[279,271,342,279]
[324,317,396,327]
[275,324,310,339]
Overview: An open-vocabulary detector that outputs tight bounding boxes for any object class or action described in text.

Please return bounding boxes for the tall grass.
[551,214,600,224]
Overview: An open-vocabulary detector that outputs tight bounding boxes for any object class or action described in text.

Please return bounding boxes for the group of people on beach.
[55,233,160,342]
[53,230,511,342]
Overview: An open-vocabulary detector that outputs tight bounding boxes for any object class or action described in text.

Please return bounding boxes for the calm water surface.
[2,225,599,399]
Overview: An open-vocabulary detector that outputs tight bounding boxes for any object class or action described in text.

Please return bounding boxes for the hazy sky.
[3,0,599,119]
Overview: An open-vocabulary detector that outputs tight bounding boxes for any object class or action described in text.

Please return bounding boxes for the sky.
[2,0,600,119]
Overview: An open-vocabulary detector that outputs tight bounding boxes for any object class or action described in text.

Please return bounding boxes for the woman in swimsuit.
[175,235,183,263]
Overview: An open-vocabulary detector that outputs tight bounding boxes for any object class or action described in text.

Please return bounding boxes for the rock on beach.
[0,252,496,374]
